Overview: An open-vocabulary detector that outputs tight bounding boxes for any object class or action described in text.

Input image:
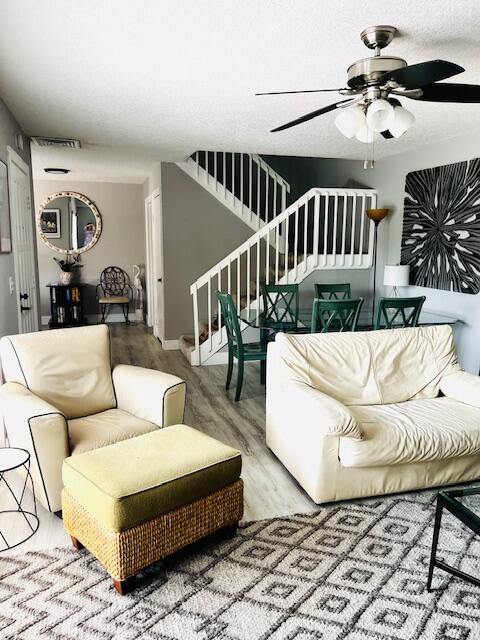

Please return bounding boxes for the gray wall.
[34,180,145,319]
[161,162,254,340]
[362,132,480,373]
[0,98,34,338]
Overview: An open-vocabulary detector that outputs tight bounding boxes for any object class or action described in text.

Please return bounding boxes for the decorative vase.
[60,271,74,285]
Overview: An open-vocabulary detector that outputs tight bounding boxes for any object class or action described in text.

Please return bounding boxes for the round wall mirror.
[37,191,102,254]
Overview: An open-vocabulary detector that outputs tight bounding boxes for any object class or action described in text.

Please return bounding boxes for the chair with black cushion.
[96,266,133,324]
[314,283,352,300]
[374,296,426,330]
[311,298,364,333]
[261,284,299,342]
[217,292,267,402]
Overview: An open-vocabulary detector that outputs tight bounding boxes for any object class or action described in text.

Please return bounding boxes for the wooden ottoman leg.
[223,523,239,539]
[113,577,134,595]
[71,536,84,550]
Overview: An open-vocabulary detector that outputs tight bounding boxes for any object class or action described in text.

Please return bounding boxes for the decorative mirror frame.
[37,191,102,254]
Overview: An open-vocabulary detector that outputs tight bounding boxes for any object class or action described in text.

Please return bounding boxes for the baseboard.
[41,312,137,326]
[161,339,180,350]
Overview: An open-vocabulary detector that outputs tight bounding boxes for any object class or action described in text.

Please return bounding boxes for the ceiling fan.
[257,25,480,144]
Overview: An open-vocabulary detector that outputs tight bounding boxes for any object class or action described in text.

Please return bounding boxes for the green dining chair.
[217,292,267,402]
[311,298,364,333]
[261,284,299,341]
[374,296,426,330]
[314,283,352,300]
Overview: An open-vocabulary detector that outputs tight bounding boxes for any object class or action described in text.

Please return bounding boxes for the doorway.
[7,147,39,333]
[145,187,165,342]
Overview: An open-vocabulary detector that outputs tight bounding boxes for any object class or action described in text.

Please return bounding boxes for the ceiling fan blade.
[256,88,347,96]
[271,99,353,132]
[411,82,480,103]
[380,60,464,89]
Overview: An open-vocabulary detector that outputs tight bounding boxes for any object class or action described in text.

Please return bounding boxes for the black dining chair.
[374,296,426,329]
[311,298,364,333]
[217,292,267,401]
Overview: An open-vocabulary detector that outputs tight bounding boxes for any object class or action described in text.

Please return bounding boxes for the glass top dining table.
[239,305,458,332]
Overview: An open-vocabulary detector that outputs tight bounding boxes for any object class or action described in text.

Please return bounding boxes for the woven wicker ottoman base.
[61,426,243,594]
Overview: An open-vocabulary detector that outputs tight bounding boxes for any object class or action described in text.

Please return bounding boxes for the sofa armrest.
[112,364,186,427]
[0,382,69,512]
[439,370,480,408]
[282,381,364,440]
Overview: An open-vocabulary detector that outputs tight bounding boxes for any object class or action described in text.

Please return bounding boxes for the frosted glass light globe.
[366,99,394,133]
[355,123,378,144]
[334,106,365,138]
[389,106,415,138]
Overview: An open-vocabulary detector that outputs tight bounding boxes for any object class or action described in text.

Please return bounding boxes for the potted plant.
[54,255,83,285]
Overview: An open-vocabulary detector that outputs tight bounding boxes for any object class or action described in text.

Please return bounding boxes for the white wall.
[369,132,480,373]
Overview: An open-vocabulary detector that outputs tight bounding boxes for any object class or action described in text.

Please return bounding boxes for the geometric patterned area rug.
[1,489,479,639]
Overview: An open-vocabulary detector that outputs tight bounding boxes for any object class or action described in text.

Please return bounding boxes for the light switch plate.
[9,276,14,294]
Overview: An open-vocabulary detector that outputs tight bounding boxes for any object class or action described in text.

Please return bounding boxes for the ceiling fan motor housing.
[347,56,407,90]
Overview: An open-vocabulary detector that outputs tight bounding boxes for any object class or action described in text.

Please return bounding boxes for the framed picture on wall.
[0,160,11,253]
[40,208,61,238]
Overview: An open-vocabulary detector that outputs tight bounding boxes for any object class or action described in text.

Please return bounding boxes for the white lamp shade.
[355,123,378,143]
[366,99,394,133]
[334,106,365,138]
[389,106,415,138]
[384,264,410,287]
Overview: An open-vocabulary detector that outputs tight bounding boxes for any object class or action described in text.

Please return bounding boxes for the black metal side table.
[0,447,39,551]
[427,486,480,591]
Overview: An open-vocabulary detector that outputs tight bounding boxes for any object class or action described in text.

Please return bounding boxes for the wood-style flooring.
[1,323,317,554]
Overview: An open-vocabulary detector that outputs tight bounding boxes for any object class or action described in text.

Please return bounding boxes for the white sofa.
[266,325,480,504]
[0,325,186,513]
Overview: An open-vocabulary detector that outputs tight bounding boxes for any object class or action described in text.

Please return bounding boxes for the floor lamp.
[366,208,389,326]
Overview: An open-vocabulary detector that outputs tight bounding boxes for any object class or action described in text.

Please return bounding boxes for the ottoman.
[62,425,243,594]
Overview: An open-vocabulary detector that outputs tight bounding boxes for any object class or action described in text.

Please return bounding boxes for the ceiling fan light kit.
[258,25,480,166]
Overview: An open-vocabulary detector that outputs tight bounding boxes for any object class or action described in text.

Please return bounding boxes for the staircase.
[187,187,377,365]
[177,151,290,234]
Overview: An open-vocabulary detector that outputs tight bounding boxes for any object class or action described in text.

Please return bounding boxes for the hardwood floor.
[1,323,317,554]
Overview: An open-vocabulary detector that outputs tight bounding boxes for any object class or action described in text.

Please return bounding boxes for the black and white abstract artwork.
[401,157,480,294]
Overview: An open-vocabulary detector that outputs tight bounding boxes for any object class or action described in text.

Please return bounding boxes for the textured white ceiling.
[1,0,480,181]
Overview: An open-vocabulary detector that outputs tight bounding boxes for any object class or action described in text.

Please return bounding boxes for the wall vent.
[30,136,81,149]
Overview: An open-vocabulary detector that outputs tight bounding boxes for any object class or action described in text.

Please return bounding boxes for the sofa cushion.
[275,325,458,405]
[0,325,116,419]
[68,408,158,455]
[62,425,242,531]
[339,397,480,467]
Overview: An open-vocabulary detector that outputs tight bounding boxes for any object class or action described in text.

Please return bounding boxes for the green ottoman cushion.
[62,424,242,532]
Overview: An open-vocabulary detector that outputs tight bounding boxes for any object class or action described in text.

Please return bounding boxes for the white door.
[7,147,39,333]
[152,190,165,341]
[145,188,165,341]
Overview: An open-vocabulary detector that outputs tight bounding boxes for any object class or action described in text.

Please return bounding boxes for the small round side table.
[0,447,39,551]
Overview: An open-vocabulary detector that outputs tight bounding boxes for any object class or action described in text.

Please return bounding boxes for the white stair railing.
[190,187,377,365]
[177,151,291,234]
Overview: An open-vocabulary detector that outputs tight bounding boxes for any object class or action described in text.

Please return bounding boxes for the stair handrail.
[190,187,376,293]
[250,154,291,193]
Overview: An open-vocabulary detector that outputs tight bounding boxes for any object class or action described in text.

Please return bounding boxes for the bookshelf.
[47,284,87,328]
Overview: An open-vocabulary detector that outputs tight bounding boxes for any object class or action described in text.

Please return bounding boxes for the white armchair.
[0,325,186,512]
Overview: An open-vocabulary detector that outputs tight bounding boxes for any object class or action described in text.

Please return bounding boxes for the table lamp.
[384,264,410,297]
[366,207,389,325]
